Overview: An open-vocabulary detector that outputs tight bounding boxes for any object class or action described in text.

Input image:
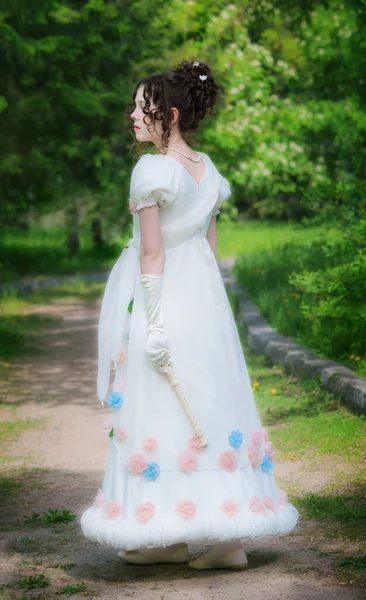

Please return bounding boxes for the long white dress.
[80,152,299,551]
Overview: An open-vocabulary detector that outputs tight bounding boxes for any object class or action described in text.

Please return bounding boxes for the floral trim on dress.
[218,450,238,472]
[143,437,158,453]
[136,502,155,524]
[247,427,276,472]
[228,430,243,449]
[108,391,123,409]
[176,501,197,520]
[104,500,123,519]
[220,498,241,517]
[178,451,198,472]
[143,461,160,481]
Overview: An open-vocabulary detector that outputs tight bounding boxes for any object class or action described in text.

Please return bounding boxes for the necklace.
[164,147,201,163]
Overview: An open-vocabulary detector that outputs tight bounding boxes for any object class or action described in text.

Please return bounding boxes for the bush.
[234,219,366,375]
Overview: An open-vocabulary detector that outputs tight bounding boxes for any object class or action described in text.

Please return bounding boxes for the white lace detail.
[135,200,159,211]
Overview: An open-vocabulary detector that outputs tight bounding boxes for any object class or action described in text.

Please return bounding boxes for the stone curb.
[218,259,366,416]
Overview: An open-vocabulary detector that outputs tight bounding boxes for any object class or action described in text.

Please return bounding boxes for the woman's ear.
[171,107,179,127]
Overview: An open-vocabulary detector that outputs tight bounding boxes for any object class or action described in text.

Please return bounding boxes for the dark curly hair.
[126,61,219,148]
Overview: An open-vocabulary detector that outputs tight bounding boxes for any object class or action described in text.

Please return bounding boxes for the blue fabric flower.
[143,462,160,481]
[108,391,124,409]
[228,429,244,449]
[261,455,274,472]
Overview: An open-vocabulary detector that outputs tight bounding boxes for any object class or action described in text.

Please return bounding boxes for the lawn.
[0,220,321,283]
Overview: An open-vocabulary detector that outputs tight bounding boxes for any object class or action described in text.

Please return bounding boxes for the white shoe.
[118,543,189,565]
[188,542,248,570]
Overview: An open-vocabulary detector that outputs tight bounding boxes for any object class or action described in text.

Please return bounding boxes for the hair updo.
[127,60,219,147]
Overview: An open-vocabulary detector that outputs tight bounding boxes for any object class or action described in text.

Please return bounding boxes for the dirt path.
[0,297,363,600]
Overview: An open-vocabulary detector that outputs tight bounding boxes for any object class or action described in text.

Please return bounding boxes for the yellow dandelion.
[355,356,360,361]
[252,382,260,388]
[270,388,277,395]
[350,354,355,359]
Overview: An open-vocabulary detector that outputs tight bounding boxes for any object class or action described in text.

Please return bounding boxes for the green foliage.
[2,0,365,227]
[217,220,321,257]
[0,0,167,226]
[234,221,366,375]
[161,0,366,220]
[16,574,50,589]
[0,224,130,282]
[56,583,87,595]
[338,555,366,571]
[295,492,366,532]
[24,509,76,526]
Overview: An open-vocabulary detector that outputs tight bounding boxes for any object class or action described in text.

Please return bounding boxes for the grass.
[233,224,366,376]
[337,555,366,584]
[56,583,87,594]
[0,220,321,363]
[0,417,47,444]
[217,219,322,258]
[244,346,365,468]
[234,320,366,582]
[229,296,366,547]
[23,509,76,527]
[16,574,50,590]
[0,220,319,284]
[0,224,131,283]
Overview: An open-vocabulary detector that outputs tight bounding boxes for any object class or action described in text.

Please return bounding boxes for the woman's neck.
[155,130,192,154]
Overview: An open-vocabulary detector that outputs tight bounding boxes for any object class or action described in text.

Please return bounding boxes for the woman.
[81,60,298,570]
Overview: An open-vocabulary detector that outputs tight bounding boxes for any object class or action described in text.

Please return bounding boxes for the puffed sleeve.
[212,173,231,216]
[130,154,178,211]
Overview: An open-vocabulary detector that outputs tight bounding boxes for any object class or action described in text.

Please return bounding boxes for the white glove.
[140,274,172,372]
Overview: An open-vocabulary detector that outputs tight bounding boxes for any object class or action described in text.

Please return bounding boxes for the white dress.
[80,152,299,551]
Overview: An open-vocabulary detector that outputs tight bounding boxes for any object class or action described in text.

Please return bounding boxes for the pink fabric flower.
[105,500,122,519]
[278,490,288,505]
[178,450,198,473]
[264,496,278,513]
[247,443,262,467]
[188,436,203,453]
[249,496,265,513]
[176,500,197,520]
[265,441,275,460]
[102,417,113,436]
[251,431,263,446]
[127,453,147,475]
[117,350,125,364]
[93,489,104,508]
[262,427,269,441]
[136,502,155,524]
[220,498,241,518]
[115,427,128,442]
[143,437,158,453]
[218,450,238,472]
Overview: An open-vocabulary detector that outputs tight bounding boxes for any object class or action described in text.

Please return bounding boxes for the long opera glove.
[140,274,172,373]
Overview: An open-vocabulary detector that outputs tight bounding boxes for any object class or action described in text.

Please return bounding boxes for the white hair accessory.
[199,74,207,81]
[193,61,200,67]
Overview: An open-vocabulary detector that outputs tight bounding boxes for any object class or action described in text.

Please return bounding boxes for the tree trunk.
[65,204,80,256]
[91,217,103,248]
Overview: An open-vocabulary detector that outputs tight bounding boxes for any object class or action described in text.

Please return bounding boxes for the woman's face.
[130,85,163,146]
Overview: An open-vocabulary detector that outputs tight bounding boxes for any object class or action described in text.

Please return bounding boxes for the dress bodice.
[130,152,231,248]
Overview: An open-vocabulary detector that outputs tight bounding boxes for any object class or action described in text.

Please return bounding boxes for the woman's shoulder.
[132,152,175,176]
